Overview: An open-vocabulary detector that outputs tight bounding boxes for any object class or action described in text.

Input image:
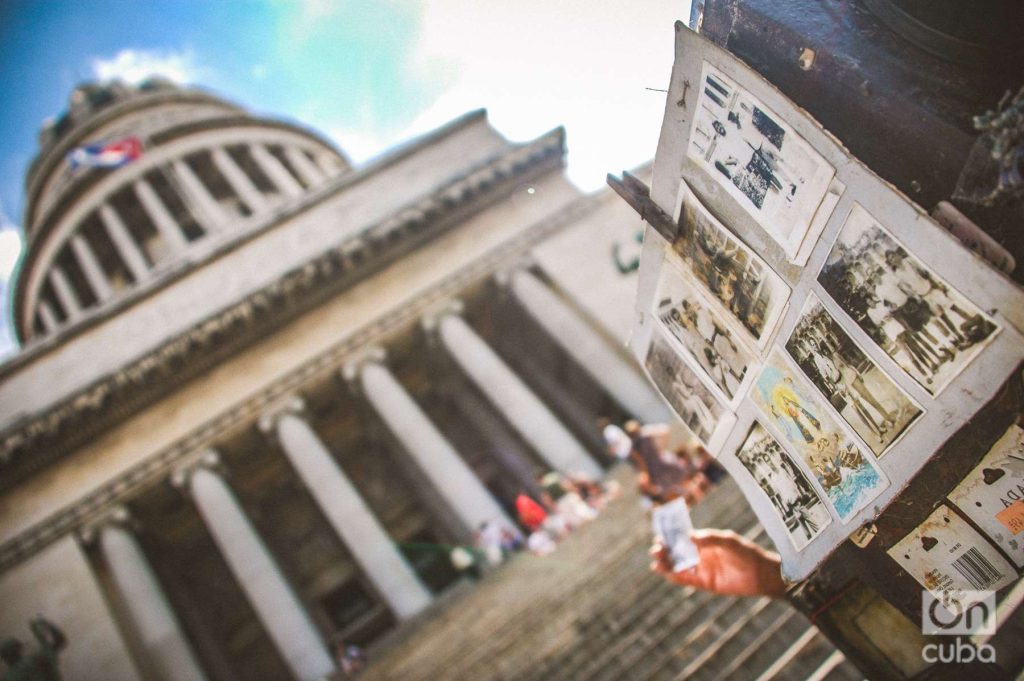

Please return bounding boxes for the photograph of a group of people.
[672,183,788,341]
[687,63,835,258]
[644,332,727,444]
[656,270,753,402]
[818,203,998,395]
[785,295,923,455]
[736,423,832,549]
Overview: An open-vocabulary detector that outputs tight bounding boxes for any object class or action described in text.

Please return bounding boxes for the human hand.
[650,528,786,598]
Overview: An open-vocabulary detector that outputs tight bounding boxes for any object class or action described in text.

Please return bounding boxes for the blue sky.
[0,0,689,359]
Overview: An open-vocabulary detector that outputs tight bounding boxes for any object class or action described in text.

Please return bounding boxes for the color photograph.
[644,330,727,445]
[818,203,998,395]
[736,422,832,550]
[785,294,923,455]
[751,349,888,523]
[672,181,789,342]
[686,62,835,258]
[656,263,755,401]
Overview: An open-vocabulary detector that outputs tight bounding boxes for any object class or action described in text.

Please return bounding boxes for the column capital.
[492,258,536,289]
[420,299,464,336]
[170,449,223,490]
[78,505,134,545]
[257,396,306,435]
[341,346,387,385]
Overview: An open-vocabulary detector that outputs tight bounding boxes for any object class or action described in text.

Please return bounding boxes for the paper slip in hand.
[652,497,700,572]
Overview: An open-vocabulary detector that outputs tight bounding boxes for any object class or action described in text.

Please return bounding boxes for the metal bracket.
[606,171,680,244]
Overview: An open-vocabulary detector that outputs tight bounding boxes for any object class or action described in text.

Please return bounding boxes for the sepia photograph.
[672,181,790,342]
[818,203,999,395]
[751,349,888,523]
[686,62,836,258]
[785,294,923,456]
[656,263,755,401]
[644,331,728,445]
[736,422,832,550]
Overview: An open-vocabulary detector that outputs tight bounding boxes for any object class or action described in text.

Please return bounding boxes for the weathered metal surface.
[790,365,1024,679]
[698,0,1024,279]
[699,0,1019,207]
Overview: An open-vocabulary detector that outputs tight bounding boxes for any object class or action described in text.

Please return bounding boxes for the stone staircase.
[361,467,864,681]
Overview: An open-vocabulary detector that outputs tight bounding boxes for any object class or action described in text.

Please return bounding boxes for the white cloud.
[403,0,691,191]
[299,0,337,22]
[325,126,392,166]
[0,230,22,283]
[0,205,22,282]
[0,206,22,361]
[91,48,201,85]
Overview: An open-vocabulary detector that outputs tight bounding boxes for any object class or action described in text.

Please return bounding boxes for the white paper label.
[948,425,1024,568]
[888,506,1015,607]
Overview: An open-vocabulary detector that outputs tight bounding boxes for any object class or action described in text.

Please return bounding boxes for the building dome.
[15,80,350,343]
[0,77,669,681]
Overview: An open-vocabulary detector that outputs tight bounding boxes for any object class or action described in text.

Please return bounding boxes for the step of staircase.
[360,466,865,681]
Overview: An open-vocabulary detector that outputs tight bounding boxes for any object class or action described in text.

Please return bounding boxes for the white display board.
[632,25,1024,581]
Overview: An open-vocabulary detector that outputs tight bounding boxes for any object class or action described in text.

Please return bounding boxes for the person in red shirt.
[514,491,548,532]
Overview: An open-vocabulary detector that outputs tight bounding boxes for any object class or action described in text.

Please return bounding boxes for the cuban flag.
[67,136,143,169]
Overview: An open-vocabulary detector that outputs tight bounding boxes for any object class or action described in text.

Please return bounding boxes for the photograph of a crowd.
[786,295,923,456]
[818,204,998,395]
[673,182,789,342]
[751,349,888,523]
[687,63,835,258]
[736,422,832,549]
[656,264,754,401]
[644,331,727,445]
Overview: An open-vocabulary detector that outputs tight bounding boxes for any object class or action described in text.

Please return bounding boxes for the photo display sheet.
[632,28,1024,580]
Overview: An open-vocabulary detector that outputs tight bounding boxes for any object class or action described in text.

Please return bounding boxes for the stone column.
[99,203,150,282]
[48,266,82,319]
[173,453,335,681]
[506,268,672,423]
[91,508,209,681]
[133,179,189,253]
[211,148,268,213]
[313,153,341,178]
[348,351,516,536]
[172,160,226,232]
[249,144,303,198]
[36,300,60,334]
[285,147,325,187]
[70,233,114,303]
[260,400,431,619]
[433,307,601,479]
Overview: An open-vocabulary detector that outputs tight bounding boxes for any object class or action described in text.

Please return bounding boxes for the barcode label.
[952,547,1004,590]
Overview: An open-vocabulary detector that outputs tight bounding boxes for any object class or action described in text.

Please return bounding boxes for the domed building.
[0,80,672,680]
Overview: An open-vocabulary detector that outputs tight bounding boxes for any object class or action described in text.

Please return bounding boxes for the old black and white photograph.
[672,182,789,342]
[644,331,727,445]
[656,263,754,401]
[785,294,923,456]
[687,62,835,258]
[736,422,832,550]
[818,203,999,395]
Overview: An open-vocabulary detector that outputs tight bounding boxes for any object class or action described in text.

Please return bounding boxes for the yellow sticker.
[996,501,1024,536]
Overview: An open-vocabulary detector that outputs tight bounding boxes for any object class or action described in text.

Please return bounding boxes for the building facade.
[0,81,674,680]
